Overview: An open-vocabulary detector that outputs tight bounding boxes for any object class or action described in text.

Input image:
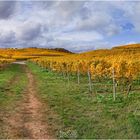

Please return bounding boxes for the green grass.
[28,62,140,139]
[0,64,27,107]
[0,64,28,138]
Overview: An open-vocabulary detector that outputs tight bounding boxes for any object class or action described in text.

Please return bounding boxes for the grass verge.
[27,62,140,139]
[0,64,28,138]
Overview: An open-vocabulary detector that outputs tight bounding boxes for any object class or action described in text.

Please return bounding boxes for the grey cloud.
[56,1,84,17]
[76,12,111,31]
[128,2,140,32]
[0,1,17,19]
[18,22,42,41]
[34,1,55,9]
[32,1,85,27]
[36,1,85,16]
[0,30,16,43]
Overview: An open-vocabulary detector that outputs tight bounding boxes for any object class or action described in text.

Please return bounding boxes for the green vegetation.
[0,64,27,107]
[28,62,140,139]
[0,64,27,138]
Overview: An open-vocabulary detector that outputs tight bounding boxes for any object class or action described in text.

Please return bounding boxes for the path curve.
[12,61,26,65]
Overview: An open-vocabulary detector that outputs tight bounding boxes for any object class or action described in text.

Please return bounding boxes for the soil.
[1,63,52,139]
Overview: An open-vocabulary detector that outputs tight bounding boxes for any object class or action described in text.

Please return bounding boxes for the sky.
[0,1,140,52]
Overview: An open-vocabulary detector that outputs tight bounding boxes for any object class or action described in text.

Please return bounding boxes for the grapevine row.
[30,53,140,100]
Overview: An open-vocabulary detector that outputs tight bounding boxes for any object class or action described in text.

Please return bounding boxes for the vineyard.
[1,44,140,100]
[0,44,140,138]
[30,44,140,100]
[1,0,140,138]
[0,47,69,70]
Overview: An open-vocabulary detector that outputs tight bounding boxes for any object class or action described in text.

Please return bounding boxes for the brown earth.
[0,64,52,139]
[20,69,51,139]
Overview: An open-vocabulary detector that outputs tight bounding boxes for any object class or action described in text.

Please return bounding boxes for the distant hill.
[1,43,140,60]
[77,43,140,59]
[49,48,73,53]
[112,43,140,50]
[0,47,72,60]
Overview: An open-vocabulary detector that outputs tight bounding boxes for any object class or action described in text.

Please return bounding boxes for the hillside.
[81,43,140,55]
[1,44,140,61]
[113,43,140,50]
[0,47,71,60]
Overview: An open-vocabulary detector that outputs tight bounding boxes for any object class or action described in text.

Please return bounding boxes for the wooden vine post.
[66,64,70,85]
[87,65,92,93]
[77,65,80,84]
[112,67,116,101]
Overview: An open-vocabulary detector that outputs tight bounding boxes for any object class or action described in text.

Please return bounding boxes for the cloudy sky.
[0,1,140,52]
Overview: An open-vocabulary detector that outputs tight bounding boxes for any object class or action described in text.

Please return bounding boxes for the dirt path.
[21,69,50,139]
[12,61,26,65]
[4,64,51,139]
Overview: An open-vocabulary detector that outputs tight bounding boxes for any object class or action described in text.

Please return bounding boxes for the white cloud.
[0,1,139,51]
[55,31,103,42]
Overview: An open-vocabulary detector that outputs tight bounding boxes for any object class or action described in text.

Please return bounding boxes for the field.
[0,45,140,139]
